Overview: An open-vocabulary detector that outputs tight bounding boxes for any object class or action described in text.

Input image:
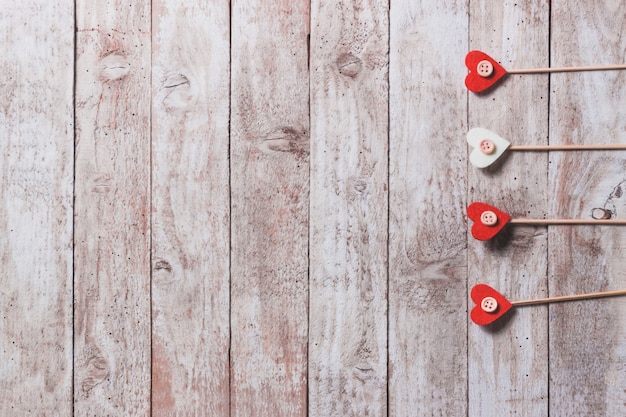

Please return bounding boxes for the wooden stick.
[508,64,626,74]
[509,144,626,151]
[509,218,626,225]
[512,289,626,306]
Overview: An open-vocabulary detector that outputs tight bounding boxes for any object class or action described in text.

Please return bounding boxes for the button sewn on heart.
[465,50,507,93]
[467,128,511,168]
[467,202,511,240]
[470,284,513,326]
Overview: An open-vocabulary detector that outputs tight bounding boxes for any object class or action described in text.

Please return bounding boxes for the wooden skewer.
[509,144,626,151]
[470,283,626,326]
[512,289,626,306]
[468,202,626,241]
[465,51,626,93]
[509,218,626,225]
[507,64,626,74]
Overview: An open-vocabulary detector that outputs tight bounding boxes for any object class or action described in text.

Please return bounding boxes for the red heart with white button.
[470,284,513,326]
[467,128,511,168]
[464,50,507,93]
[467,202,511,240]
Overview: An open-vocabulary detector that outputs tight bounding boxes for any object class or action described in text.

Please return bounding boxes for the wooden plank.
[308,0,388,415]
[467,2,550,416]
[230,1,310,416]
[548,2,626,416]
[0,2,74,414]
[388,0,468,415]
[73,1,151,414]
[151,1,230,415]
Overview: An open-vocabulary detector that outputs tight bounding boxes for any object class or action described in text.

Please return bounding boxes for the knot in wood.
[352,178,368,194]
[336,53,362,78]
[154,260,173,272]
[162,73,193,111]
[259,127,308,158]
[99,54,130,80]
[591,208,612,220]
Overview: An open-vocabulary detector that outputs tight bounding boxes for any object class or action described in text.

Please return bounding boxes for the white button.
[477,60,494,77]
[480,210,498,226]
[481,297,498,313]
[479,139,496,154]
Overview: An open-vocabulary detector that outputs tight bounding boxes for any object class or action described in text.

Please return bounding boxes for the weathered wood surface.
[548,2,626,416]
[467,1,550,417]
[230,1,310,416]
[467,2,551,416]
[1,1,626,415]
[74,0,151,414]
[388,1,468,415]
[309,1,389,415]
[0,1,74,415]
[151,1,230,415]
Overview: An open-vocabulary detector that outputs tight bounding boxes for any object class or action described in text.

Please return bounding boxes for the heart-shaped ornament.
[467,202,511,240]
[464,50,507,93]
[467,128,511,168]
[470,284,513,326]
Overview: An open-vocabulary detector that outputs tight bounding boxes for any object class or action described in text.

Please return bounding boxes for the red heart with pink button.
[467,202,511,240]
[465,50,507,93]
[470,284,513,326]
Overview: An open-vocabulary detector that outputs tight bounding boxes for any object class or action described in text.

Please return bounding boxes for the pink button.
[481,297,498,313]
[480,210,498,226]
[479,139,496,155]
[477,60,494,77]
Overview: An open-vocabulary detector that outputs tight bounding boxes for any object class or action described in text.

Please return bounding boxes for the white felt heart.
[467,128,511,168]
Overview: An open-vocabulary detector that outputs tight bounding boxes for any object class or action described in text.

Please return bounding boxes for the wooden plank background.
[1,1,625,415]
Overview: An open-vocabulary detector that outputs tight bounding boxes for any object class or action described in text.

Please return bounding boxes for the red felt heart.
[467,202,511,241]
[470,284,513,326]
[464,50,507,93]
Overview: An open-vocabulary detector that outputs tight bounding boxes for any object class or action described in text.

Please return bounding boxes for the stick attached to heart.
[465,50,626,93]
[467,202,626,241]
[471,283,626,326]
[467,128,626,169]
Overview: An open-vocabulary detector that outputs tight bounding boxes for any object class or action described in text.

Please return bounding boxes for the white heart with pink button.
[467,127,511,168]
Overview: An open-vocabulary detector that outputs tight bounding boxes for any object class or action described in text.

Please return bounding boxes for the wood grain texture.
[74,1,151,414]
[230,1,310,416]
[0,2,74,414]
[4,2,626,415]
[467,2,550,416]
[309,0,388,415]
[151,1,230,415]
[548,2,626,416]
[388,1,468,415]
